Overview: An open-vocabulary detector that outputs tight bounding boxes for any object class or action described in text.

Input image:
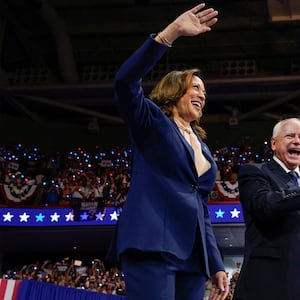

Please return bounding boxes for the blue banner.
[0,203,243,227]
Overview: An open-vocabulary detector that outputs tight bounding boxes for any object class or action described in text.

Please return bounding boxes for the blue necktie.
[289,171,299,186]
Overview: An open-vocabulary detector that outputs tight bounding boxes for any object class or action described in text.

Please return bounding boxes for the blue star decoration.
[35,213,45,222]
[215,209,225,218]
[80,212,89,221]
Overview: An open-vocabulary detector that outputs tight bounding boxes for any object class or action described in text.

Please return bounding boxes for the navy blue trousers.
[121,233,207,300]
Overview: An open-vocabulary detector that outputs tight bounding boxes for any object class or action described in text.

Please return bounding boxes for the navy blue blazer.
[113,35,224,277]
[233,158,300,300]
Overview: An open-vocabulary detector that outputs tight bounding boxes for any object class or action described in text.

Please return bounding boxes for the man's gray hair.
[272,118,300,137]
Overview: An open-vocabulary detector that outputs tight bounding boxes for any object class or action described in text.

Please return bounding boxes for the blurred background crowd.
[0,254,241,299]
[0,139,273,208]
[0,256,126,296]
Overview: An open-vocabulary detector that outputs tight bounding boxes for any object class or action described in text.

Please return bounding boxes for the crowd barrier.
[0,279,126,300]
[0,279,21,300]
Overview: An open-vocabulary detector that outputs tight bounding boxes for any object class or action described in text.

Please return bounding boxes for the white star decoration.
[19,212,30,222]
[110,210,119,221]
[65,212,74,222]
[95,212,105,221]
[230,208,241,218]
[50,212,60,222]
[3,212,14,222]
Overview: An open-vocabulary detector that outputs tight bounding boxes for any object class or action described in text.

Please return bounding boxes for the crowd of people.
[0,139,273,208]
[0,255,242,299]
[0,144,131,209]
[0,256,126,296]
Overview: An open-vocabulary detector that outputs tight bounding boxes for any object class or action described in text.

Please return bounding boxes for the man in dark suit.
[113,3,228,300]
[233,117,300,300]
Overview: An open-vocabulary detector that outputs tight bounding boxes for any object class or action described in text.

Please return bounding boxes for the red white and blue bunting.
[214,181,240,202]
[0,184,38,205]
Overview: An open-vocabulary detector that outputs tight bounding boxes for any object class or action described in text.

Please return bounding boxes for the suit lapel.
[170,119,215,176]
[199,139,213,163]
[266,159,295,188]
[171,119,194,157]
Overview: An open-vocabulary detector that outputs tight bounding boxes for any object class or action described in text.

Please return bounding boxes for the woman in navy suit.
[113,3,228,300]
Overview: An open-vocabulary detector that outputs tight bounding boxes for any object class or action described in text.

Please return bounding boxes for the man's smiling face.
[271,119,300,170]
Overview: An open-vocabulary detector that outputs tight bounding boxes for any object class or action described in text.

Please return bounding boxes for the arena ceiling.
[0,0,299,130]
